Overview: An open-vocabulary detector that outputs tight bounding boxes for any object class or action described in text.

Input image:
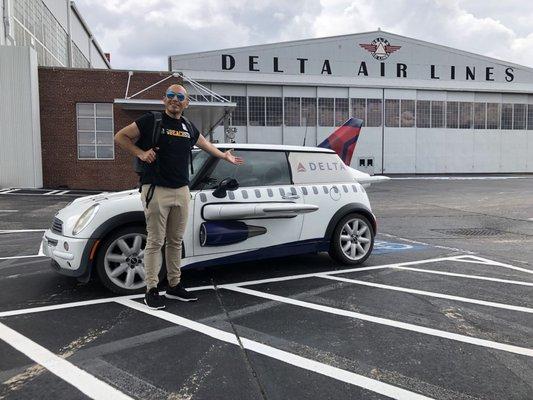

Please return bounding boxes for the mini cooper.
[41,144,378,294]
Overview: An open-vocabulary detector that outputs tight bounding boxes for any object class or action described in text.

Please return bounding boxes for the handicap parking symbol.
[373,240,425,253]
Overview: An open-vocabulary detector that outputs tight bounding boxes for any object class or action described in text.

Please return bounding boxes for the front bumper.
[41,229,93,278]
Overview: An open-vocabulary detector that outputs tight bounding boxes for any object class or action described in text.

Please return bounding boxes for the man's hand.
[138,148,157,164]
[223,149,244,165]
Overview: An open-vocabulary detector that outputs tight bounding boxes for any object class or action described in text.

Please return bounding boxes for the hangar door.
[382,89,417,174]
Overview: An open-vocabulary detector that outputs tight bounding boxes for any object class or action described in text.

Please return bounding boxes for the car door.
[191,149,313,258]
[288,150,358,241]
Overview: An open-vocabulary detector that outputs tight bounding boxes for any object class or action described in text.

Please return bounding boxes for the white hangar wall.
[171,31,533,174]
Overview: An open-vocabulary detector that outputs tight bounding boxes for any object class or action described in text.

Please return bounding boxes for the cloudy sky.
[75,0,533,70]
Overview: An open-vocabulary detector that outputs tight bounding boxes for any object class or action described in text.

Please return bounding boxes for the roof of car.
[209,143,335,153]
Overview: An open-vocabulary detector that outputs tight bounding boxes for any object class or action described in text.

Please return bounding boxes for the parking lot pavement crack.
[228,324,478,400]
[212,280,268,400]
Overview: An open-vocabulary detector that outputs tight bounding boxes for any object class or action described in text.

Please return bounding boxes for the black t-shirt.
[135,112,200,188]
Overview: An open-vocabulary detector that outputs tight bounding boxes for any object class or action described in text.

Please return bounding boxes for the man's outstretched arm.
[195,134,244,165]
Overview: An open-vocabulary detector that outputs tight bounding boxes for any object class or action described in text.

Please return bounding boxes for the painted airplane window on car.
[203,150,291,189]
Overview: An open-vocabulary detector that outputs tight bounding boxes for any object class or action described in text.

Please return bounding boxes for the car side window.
[203,150,291,189]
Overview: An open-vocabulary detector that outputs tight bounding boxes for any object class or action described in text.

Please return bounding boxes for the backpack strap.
[150,111,163,147]
[142,111,163,206]
[181,115,198,175]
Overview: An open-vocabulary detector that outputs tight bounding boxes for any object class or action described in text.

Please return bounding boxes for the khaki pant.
[141,184,190,291]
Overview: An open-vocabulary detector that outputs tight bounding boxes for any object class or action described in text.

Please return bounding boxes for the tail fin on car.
[317,118,363,166]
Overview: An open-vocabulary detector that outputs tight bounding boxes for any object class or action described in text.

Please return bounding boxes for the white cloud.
[75,0,533,70]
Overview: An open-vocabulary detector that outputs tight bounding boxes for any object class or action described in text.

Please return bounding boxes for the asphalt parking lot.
[0,177,532,400]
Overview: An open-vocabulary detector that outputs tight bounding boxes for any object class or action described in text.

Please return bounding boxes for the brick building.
[38,67,234,191]
[39,68,181,191]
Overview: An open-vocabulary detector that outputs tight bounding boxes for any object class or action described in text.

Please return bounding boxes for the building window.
[385,99,399,127]
[459,102,473,129]
[318,98,334,126]
[400,100,415,127]
[501,103,513,130]
[446,101,459,129]
[301,98,317,126]
[416,100,430,128]
[249,96,265,126]
[266,97,282,126]
[366,99,382,127]
[284,97,300,126]
[230,96,247,126]
[473,103,486,129]
[13,0,68,66]
[431,101,445,128]
[76,103,114,160]
[487,103,500,129]
[72,42,90,68]
[528,105,533,130]
[351,98,366,121]
[334,98,349,126]
[513,104,526,130]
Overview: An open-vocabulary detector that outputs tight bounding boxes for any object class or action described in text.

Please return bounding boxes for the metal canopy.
[115,72,236,137]
[113,98,236,135]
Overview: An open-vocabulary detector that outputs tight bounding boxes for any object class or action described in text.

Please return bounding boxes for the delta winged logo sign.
[297,162,306,172]
[359,37,401,60]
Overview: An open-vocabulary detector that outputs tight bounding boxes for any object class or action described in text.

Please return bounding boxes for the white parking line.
[116,298,433,400]
[0,210,18,213]
[43,190,61,196]
[214,256,460,289]
[1,254,528,318]
[0,294,142,318]
[390,266,533,287]
[225,286,533,357]
[0,322,133,400]
[453,255,533,275]
[0,189,18,195]
[318,275,533,313]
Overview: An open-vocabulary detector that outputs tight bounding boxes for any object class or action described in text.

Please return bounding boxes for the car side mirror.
[212,177,239,198]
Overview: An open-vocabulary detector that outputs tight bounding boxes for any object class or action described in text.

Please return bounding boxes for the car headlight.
[72,204,100,236]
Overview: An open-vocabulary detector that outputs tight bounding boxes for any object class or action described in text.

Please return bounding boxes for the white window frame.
[76,103,115,160]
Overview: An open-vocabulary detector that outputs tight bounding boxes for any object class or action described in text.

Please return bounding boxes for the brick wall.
[38,67,183,190]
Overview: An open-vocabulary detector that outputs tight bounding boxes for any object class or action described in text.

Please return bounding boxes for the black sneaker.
[165,283,198,302]
[144,288,166,310]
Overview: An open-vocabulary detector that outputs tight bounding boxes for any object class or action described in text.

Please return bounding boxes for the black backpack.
[134,111,198,177]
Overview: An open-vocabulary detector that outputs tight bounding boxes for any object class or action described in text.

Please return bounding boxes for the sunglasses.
[166,91,187,101]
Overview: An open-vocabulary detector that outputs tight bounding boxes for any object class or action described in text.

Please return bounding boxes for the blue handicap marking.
[373,240,426,254]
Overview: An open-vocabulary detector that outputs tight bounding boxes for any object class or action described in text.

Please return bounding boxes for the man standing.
[115,84,244,309]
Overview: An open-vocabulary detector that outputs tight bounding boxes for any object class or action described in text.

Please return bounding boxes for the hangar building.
[169,30,533,175]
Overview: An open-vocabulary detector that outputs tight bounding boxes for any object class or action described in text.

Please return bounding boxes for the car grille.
[51,218,63,235]
[45,236,58,246]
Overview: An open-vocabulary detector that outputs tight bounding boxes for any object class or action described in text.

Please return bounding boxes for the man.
[115,84,244,309]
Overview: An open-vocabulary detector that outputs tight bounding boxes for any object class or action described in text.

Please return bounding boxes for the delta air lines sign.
[218,36,516,83]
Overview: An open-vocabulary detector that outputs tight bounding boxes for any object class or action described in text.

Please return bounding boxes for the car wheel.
[96,225,165,295]
[329,213,374,265]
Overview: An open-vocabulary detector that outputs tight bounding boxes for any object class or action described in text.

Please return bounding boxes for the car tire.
[329,213,374,265]
[95,225,166,295]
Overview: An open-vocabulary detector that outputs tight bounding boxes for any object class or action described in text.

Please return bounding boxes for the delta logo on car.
[296,161,347,172]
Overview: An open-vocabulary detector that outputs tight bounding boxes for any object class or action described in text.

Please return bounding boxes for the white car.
[41,144,377,294]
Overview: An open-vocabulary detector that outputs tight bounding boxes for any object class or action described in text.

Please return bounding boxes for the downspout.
[3,0,15,45]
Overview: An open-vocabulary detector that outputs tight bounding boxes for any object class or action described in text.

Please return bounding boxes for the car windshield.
[189,149,211,185]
